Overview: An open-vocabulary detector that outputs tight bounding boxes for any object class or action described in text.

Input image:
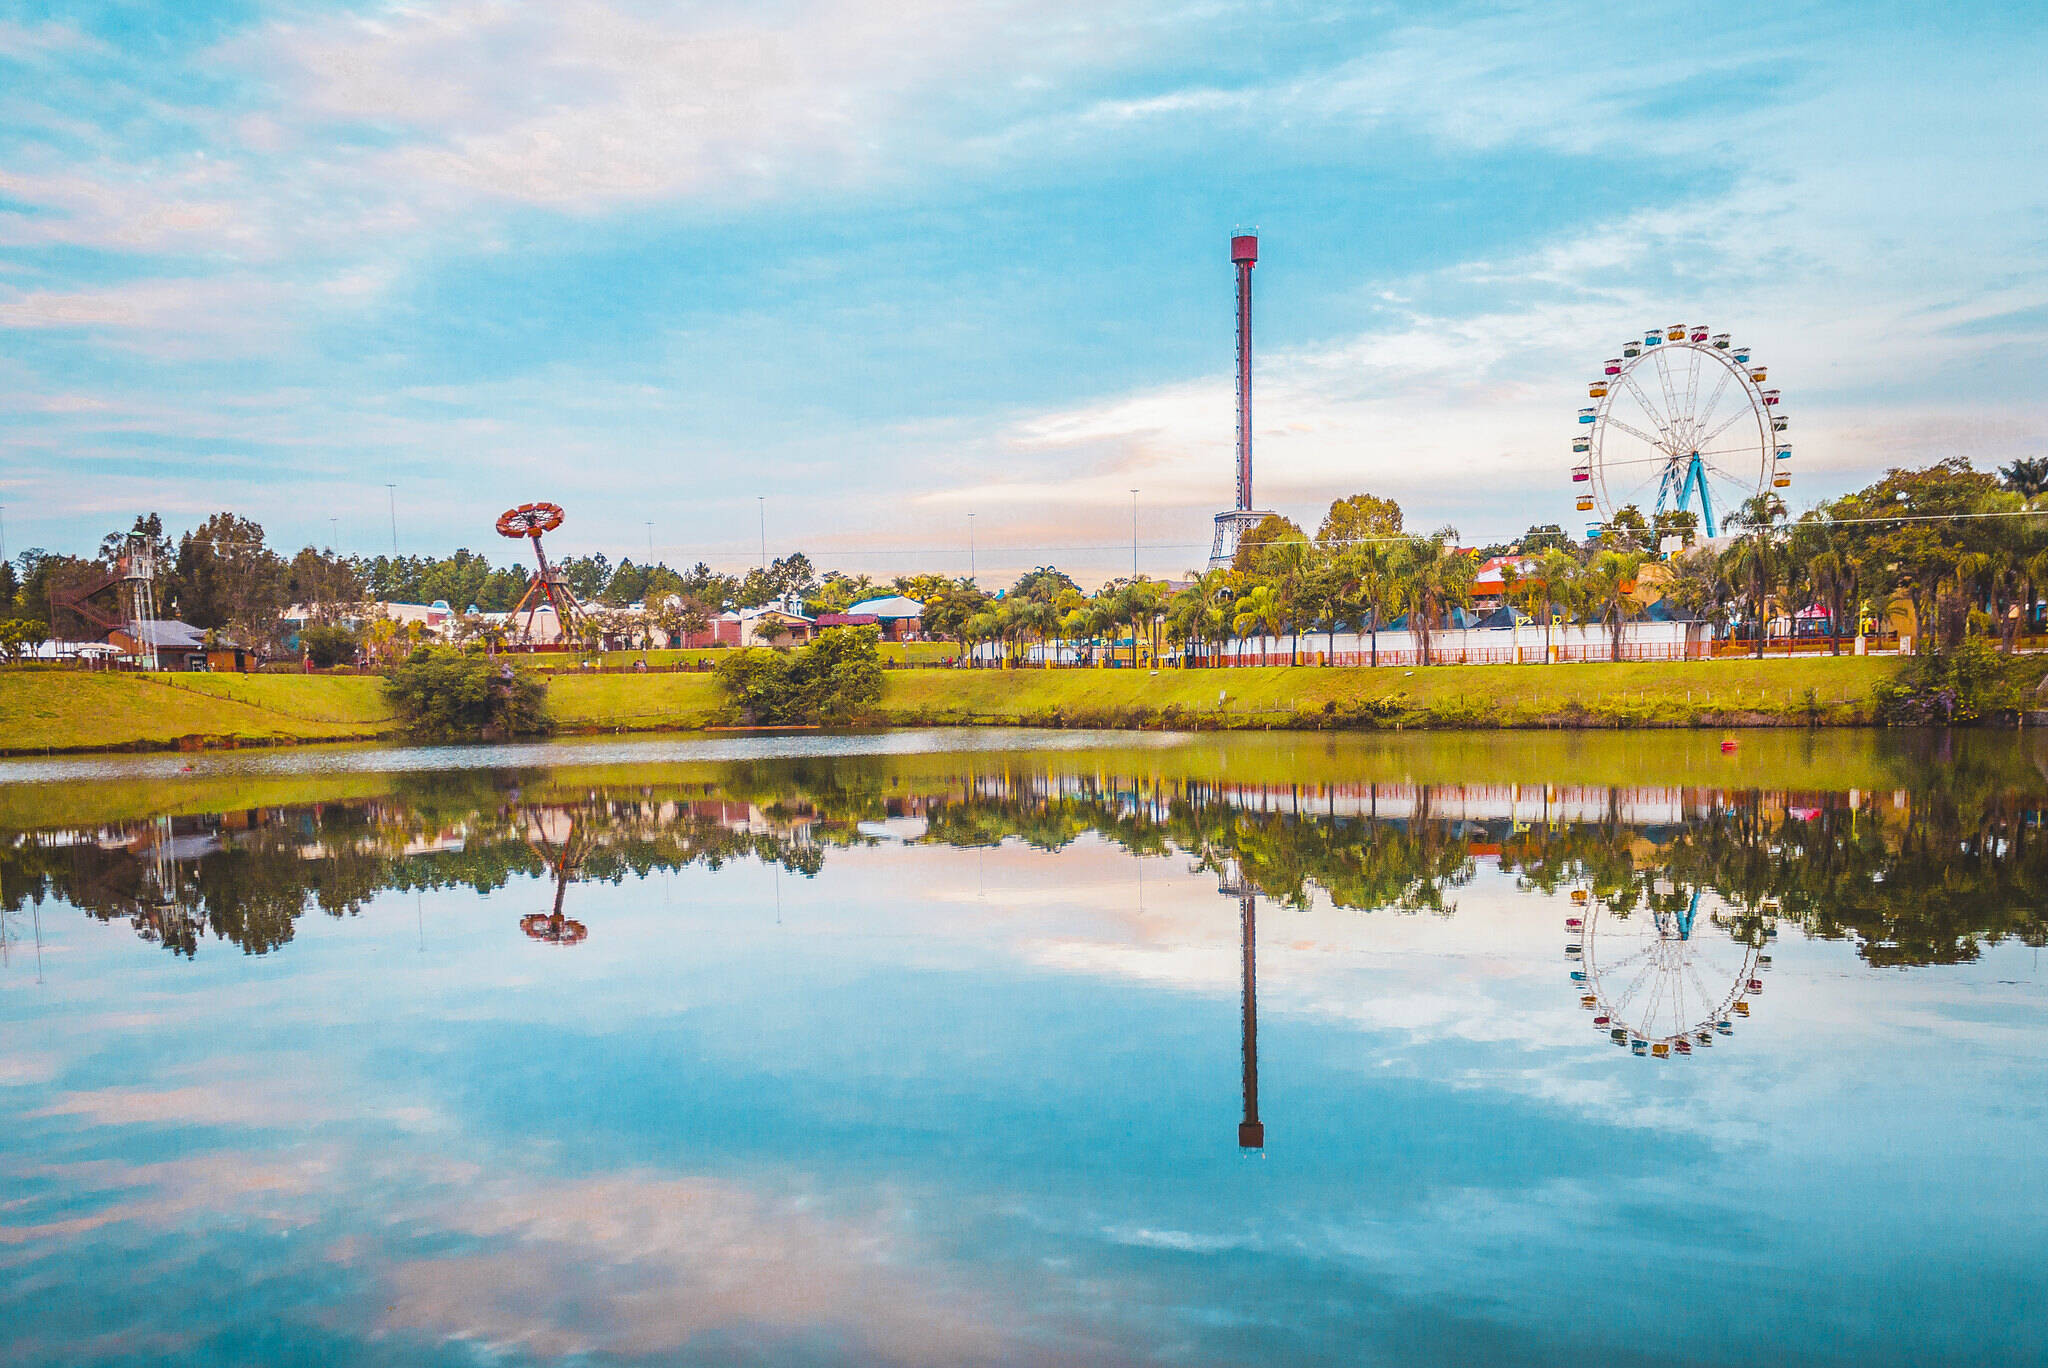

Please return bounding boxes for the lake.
[2,729,2044,1367]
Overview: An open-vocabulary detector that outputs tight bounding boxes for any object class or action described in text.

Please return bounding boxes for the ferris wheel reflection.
[1567,882,1778,1059]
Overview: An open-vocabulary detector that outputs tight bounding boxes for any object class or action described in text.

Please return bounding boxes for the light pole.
[968,513,976,583]
[329,516,339,551]
[645,521,654,566]
[385,484,397,558]
[757,496,766,570]
[1130,488,1140,581]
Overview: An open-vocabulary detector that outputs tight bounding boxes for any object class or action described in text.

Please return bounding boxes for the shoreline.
[0,656,1921,757]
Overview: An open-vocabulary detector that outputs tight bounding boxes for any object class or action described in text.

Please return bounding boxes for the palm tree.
[1017,597,1059,668]
[1260,537,1313,665]
[1168,570,1228,666]
[1400,535,1477,665]
[1231,585,1284,666]
[1580,550,1646,661]
[1536,549,1581,662]
[1723,493,1786,658]
[1349,543,1402,667]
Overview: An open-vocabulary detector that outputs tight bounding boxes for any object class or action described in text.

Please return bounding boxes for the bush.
[714,627,885,725]
[300,623,359,668]
[383,646,550,739]
[1874,637,2013,725]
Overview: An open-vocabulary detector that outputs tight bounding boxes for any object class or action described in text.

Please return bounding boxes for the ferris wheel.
[1572,324,1790,541]
[1565,887,1776,1059]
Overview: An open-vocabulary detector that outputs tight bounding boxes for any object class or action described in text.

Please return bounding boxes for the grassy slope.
[874,656,1906,728]
[0,673,395,752]
[546,673,722,731]
[1,655,1905,756]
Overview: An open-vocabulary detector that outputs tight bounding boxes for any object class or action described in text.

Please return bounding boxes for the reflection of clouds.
[375,1172,1111,1365]
[29,1076,447,1135]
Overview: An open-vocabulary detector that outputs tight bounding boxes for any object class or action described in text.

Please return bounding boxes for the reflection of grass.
[875,657,1904,729]
[13,728,2041,833]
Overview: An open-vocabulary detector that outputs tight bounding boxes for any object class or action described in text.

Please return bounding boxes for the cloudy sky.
[2,1,2044,583]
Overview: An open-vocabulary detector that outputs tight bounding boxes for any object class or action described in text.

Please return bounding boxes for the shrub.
[1874,637,2012,725]
[383,646,550,739]
[715,627,885,725]
[300,623,359,668]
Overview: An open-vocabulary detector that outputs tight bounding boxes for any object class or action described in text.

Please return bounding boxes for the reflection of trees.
[4,762,2044,968]
[0,791,821,959]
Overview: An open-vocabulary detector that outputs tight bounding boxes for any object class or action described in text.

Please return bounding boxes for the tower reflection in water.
[1220,859,1263,1150]
[517,805,589,946]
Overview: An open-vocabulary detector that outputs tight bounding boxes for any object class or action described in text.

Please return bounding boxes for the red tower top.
[1231,234,1258,264]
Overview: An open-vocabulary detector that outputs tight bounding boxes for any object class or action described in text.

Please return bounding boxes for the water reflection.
[4,734,2046,1368]
[8,765,2044,975]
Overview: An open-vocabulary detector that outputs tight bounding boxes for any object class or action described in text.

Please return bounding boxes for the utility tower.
[1209,233,1277,568]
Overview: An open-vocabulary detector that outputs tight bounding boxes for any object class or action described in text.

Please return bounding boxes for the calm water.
[2,729,2044,1367]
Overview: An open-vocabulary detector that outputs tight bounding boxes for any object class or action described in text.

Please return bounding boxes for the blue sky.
[1,1,2044,584]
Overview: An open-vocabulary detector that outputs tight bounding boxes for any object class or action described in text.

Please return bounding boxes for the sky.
[1,0,2045,586]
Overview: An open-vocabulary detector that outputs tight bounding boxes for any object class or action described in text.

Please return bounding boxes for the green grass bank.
[0,655,1912,756]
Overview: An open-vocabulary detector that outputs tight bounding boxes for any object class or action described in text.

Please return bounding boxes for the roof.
[845,595,922,618]
[123,619,208,649]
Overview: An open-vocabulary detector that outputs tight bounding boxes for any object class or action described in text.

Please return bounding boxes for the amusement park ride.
[1210,234,1278,568]
[1566,883,1777,1058]
[495,501,587,646]
[1572,324,1789,542]
[50,533,163,667]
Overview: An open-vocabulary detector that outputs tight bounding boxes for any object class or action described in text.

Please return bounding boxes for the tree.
[1317,493,1404,548]
[1536,549,1584,662]
[1606,504,1652,553]
[383,647,549,738]
[286,547,367,619]
[172,513,287,647]
[1230,585,1284,666]
[1999,457,2048,499]
[714,627,884,723]
[1581,550,1647,661]
[299,623,359,668]
[1399,533,1477,665]
[1231,513,1305,574]
[921,581,990,658]
[558,553,613,604]
[1661,548,1730,637]
[766,553,819,598]
[1722,494,1787,657]
[1349,543,1403,668]
[1652,507,1701,550]
[892,572,953,604]
[1167,569,1229,666]
[1010,566,1079,605]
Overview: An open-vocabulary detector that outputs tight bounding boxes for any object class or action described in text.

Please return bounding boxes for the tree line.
[5,456,2042,668]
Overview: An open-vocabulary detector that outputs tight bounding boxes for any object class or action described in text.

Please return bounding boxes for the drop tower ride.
[1209,233,1276,568]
